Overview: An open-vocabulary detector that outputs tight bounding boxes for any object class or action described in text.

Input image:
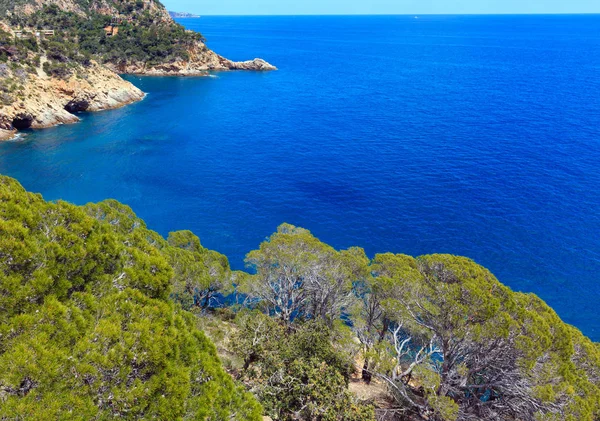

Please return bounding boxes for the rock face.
[0,49,276,139]
[0,61,144,139]
[227,58,277,71]
[0,0,275,139]
[0,47,275,139]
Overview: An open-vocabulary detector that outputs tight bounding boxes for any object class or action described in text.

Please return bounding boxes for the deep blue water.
[1,15,599,340]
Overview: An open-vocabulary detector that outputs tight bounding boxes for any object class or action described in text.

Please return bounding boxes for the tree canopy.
[0,176,261,420]
[242,223,367,326]
[241,224,600,421]
[0,176,598,421]
[360,253,600,420]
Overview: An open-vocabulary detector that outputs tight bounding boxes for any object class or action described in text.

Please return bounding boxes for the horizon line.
[173,12,600,17]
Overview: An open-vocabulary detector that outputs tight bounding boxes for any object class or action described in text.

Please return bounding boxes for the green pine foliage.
[231,311,375,421]
[0,176,599,421]
[7,4,204,69]
[0,176,262,420]
[242,223,600,421]
[365,253,600,420]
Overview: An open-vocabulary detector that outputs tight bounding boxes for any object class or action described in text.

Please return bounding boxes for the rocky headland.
[0,60,145,140]
[108,46,276,76]
[0,0,275,139]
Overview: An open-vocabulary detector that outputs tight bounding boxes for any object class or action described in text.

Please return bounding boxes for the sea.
[0,15,599,340]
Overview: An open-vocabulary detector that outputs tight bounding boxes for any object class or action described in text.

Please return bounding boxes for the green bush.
[232,312,375,421]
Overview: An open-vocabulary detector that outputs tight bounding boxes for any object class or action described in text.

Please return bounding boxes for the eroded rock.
[227,58,277,71]
[12,113,33,130]
[0,61,145,139]
[65,98,90,113]
[106,45,277,76]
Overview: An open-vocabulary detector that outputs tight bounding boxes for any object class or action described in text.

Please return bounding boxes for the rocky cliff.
[0,60,144,140]
[0,0,275,139]
[110,46,276,76]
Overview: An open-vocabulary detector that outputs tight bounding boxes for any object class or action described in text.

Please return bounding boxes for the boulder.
[228,58,277,71]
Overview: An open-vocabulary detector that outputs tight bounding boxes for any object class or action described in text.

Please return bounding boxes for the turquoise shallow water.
[0,15,599,339]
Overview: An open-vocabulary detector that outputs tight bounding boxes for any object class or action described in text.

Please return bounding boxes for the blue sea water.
[1,15,599,339]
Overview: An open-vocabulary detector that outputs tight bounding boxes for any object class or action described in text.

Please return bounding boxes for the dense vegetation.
[233,224,600,421]
[0,0,167,20]
[22,5,200,64]
[0,176,261,419]
[231,313,374,420]
[0,2,204,82]
[0,175,599,421]
[0,28,39,105]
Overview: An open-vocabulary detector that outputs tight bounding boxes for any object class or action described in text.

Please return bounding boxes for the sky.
[163,0,600,15]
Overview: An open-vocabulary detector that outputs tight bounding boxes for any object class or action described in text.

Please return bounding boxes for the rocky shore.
[0,52,275,140]
[0,61,145,140]
[108,45,277,76]
[0,0,276,140]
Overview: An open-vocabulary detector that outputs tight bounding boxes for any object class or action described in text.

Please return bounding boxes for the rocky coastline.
[109,53,277,76]
[0,61,145,140]
[0,0,276,140]
[0,53,275,140]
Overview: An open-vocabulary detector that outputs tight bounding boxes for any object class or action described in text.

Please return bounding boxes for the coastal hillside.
[0,175,598,421]
[0,0,275,139]
[0,0,171,20]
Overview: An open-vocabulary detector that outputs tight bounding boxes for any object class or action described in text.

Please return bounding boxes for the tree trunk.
[378,318,390,343]
[362,359,372,384]
[243,353,257,371]
[202,292,211,309]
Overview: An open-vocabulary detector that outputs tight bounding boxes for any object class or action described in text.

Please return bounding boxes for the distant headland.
[169,11,201,18]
